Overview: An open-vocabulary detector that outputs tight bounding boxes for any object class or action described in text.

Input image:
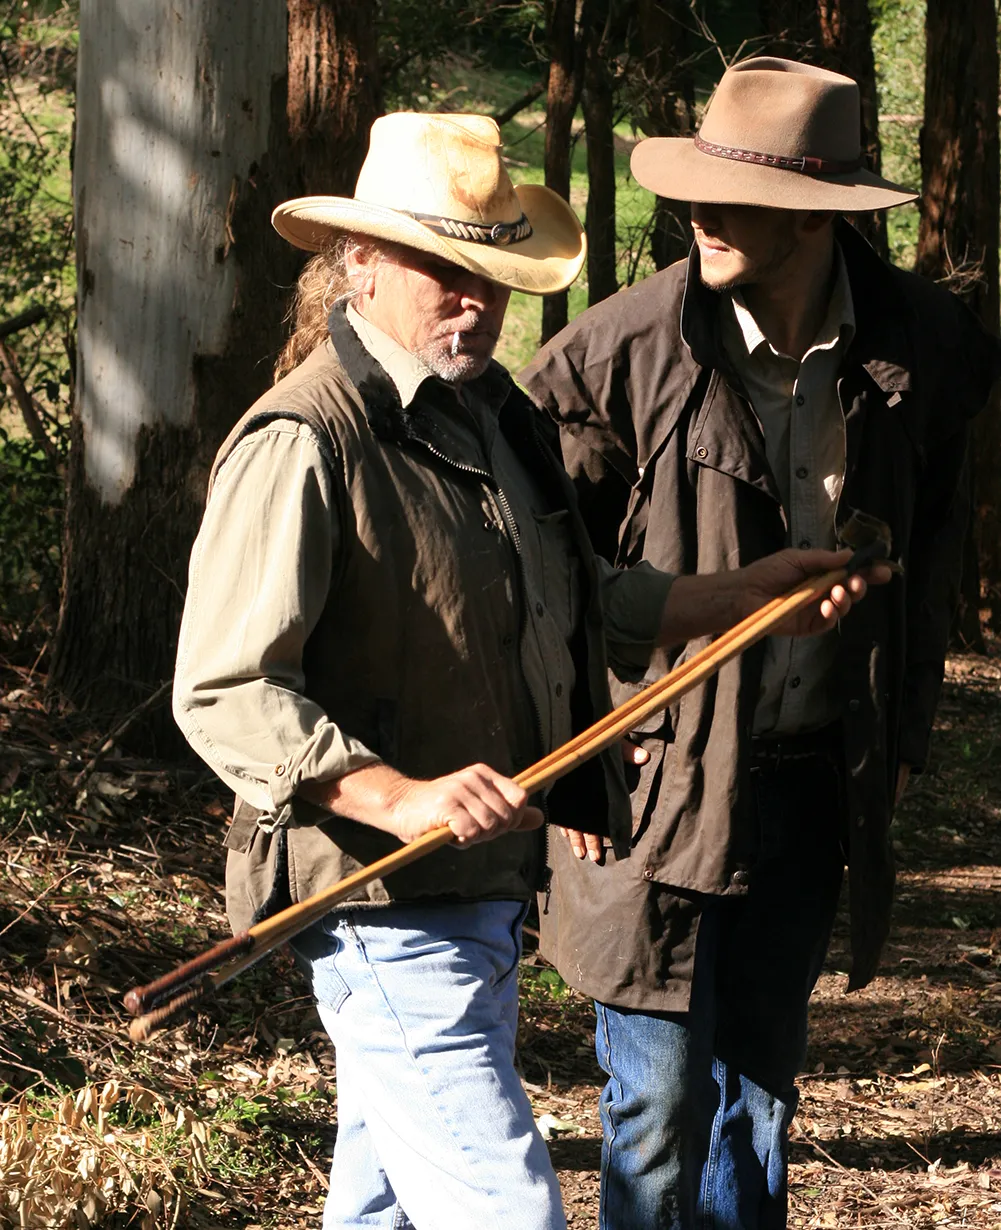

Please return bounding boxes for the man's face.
[358,245,511,383]
[690,203,799,291]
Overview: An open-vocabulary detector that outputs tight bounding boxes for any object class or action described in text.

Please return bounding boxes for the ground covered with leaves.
[0,652,999,1228]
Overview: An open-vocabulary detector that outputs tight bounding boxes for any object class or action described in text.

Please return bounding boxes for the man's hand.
[303,761,543,846]
[739,547,892,636]
[560,740,649,863]
[659,547,892,646]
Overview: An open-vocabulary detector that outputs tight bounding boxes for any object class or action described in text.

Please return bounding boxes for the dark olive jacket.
[522,224,1001,1007]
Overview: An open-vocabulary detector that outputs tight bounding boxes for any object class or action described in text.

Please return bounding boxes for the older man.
[174,111,874,1230]
[523,59,1001,1229]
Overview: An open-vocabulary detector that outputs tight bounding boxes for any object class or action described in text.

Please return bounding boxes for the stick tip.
[128,1016,153,1043]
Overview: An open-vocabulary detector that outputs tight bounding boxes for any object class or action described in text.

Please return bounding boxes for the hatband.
[400,210,534,247]
[693,133,863,177]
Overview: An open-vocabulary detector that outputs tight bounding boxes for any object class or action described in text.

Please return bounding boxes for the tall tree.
[760,0,887,258]
[52,0,380,749]
[582,0,617,306]
[916,0,1001,645]
[542,0,590,343]
[635,0,695,272]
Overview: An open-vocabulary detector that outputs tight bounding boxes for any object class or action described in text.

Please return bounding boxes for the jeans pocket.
[496,902,530,989]
[311,929,353,1014]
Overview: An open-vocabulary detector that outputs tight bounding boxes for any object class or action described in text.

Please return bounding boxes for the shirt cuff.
[270,721,383,809]
[597,559,675,672]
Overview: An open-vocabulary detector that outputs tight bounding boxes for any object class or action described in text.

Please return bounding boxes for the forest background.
[0,1,1000,1227]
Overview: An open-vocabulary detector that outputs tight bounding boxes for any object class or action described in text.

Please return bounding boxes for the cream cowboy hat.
[272,112,586,296]
[632,57,917,212]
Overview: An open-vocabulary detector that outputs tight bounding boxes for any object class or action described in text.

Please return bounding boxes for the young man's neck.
[740,228,837,361]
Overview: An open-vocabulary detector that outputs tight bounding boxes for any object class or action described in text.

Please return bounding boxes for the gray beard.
[416,338,494,385]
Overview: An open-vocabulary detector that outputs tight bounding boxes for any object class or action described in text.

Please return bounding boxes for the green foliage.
[871,0,925,268]
[0,4,76,646]
[0,425,66,635]
[380,0,545,110]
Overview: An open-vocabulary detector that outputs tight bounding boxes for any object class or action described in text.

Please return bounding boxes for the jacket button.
[789,676,801,689]
[799,538,811,549]
[796,465,809,479]
[731,868,750,887]
[274,764,285,776]
[642,867,654,881]
[483,520,493,531]
[848,698,860,713]
[795,394,806,406]
[696,446,709,460]
[856,814,866,828]
[555,682,564,698]
[535,601,544,617]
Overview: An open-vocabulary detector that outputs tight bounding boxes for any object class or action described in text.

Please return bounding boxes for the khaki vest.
[218,309,627,933]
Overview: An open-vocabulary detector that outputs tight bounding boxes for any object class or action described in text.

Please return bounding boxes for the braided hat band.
[693,132,863,177]
[402,210,533,247]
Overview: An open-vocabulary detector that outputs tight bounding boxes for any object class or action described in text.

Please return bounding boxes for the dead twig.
[800,1133,910,1224]
[73,680,173,792]
[3,982,125,1043]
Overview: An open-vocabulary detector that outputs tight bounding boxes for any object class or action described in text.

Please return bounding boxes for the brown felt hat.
[272,112,586,296]
[631,57,917,212]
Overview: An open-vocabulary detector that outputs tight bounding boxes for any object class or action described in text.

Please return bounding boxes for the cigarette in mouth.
[451,331,460,358]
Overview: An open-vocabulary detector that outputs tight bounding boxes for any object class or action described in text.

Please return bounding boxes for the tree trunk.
[916,0,1001,645]
[816,0,887,258]
[51,0,380,751]
[635,0,695,272]
[541,0,590,344]
[287,0,380,195]
[760,0,886,257]
[582,2,617,306]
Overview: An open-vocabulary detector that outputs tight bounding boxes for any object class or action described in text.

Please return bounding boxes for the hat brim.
[631,138,917,212]
[272,183,585,296]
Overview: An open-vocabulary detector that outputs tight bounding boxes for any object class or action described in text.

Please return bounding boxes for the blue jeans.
[596,752,846,1230]
[293,900,565,1230]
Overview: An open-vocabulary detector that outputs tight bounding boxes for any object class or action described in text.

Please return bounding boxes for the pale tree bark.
[760,0,887,258]
[582,0,617,306]
[542,0,590,344]
[52,0,380,749]
[635,0,695,272]
[916,0,1001,645]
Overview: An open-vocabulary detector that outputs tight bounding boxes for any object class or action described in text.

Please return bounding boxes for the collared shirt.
[720,248,856,735]
[175,309,673,815]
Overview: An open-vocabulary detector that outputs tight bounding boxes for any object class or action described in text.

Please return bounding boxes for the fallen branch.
[73,680,174,792]
[0,303,45,339]
[0,338,59,462]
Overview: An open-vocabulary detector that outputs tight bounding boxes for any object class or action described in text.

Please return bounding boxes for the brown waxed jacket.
[522,223,1001,1008]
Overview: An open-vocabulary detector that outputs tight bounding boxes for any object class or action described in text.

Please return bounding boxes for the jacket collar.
[679,219,914,395]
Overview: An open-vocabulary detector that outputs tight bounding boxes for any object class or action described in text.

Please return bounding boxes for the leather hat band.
[402,210,533,246]
[694,132,863,176]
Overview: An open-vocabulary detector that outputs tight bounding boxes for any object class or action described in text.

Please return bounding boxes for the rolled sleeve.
[596,557,675,677]
[173,419,381,815]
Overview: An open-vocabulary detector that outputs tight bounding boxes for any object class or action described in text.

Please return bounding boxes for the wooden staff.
[125,547,883,1041]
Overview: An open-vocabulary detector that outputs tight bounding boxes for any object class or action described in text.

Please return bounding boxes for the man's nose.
[691,203,721,233]
[459,273,501,311]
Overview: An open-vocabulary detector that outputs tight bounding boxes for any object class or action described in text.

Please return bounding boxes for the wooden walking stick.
[125,542,887,1042]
